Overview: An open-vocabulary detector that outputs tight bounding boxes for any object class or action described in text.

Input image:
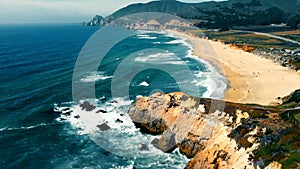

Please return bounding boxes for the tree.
[265,7,285,24]
[287,14,300,28]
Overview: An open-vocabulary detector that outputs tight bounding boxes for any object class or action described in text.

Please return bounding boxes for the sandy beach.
[168,30,300,105]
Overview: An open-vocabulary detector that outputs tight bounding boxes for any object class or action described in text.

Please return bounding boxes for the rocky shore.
[128,91,300,169]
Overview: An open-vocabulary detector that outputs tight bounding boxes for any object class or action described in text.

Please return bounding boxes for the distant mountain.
[104,0,194,23]
[87,0,300,29]
[106,0,299,19]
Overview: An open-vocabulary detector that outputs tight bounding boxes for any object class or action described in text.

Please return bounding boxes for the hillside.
[104,0,194,23]
[99,0,300,29]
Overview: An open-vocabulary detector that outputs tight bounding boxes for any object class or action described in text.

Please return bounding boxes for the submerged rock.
[74,115,80,119]
[127,91,300,169]
[140,144,149,151]
[96,109,107,114]
[115,119,123,123]
[62,111,72,116]
[80,101,96,111]
[97,123,111,131]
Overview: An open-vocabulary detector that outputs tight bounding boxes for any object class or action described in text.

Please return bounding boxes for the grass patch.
[205,30,299,50]
[280,152,300,169]
[294,113,300,123]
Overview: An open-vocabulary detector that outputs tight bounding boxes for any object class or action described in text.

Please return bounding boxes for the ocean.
[0,24,226,169]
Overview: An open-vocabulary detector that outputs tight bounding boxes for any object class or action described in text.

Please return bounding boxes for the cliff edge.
[128,92,300,169]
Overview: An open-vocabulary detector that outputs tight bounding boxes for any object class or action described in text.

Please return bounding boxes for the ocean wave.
[80,71,113,83]
[139,81,149,87]
[152,42,161,44]
[0,123,50,132]
[164,40,182,44]
[137,34,150,37]
[136,30,165,34]
[165,33,194,50]
[54,98,134,135]
[187,55,227,99]
[137,31,226,99]
[135,31,227,99]
[53,98,189,166]
[163,32,227,99]
[54,98,146,155]
[138,36,158,40]
[136,34,157,40]
[134,52,175,63]
[165,61,186,65]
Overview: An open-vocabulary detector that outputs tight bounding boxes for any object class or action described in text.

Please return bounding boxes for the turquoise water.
[0,24,226,168]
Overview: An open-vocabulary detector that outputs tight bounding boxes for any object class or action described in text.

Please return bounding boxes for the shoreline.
[167,30,300,105]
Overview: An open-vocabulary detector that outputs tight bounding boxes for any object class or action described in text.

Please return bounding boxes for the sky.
[0,0,225,24]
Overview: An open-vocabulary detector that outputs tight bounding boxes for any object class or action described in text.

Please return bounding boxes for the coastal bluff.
[128,92,300,169]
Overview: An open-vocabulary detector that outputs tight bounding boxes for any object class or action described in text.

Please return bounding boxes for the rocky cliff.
[128,91,300,169]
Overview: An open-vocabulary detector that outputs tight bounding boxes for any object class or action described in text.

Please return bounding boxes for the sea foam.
[136,34,157,40]
[0,123,50,132]
[80,71,113,83]
[54,97,189,167]
[165,32,227,99]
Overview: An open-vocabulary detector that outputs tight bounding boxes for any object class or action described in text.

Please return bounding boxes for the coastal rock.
[128,92,300,168]
[85,15,104,26]
[282,89,300,104]
[128,94,168,134]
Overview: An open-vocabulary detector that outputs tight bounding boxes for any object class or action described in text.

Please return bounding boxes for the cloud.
[0,0,153,23]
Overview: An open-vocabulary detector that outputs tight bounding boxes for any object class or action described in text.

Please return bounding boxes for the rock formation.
[85,15,104,26]
[281,89,300,104]
[128,92,300,169]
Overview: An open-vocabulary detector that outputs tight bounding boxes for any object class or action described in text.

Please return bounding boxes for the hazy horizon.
[0,0,226,24]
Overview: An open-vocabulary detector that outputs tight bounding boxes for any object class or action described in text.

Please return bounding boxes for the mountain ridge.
[87,0,300,28]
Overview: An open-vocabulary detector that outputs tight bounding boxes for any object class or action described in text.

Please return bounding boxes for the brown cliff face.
[128,92,300,169]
